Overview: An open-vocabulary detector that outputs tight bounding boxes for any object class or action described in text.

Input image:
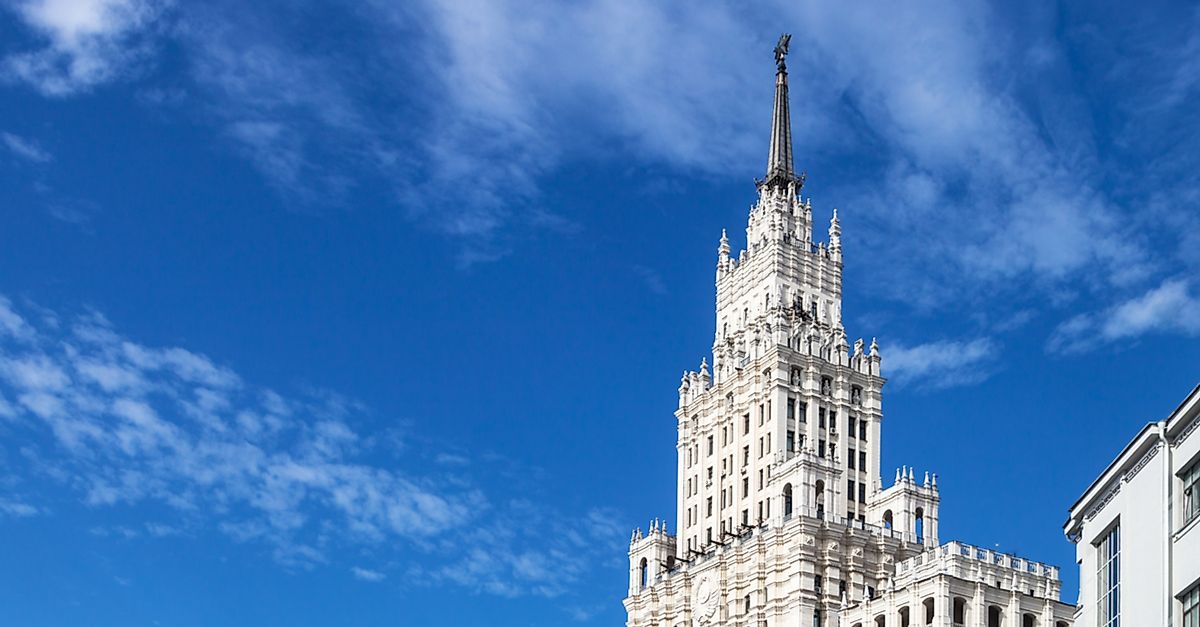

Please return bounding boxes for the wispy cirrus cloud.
[883,337,998,389]
[1048,278,1200,354]
[1,0,168,96]
[0,295,623,599]
[2,131,53,162]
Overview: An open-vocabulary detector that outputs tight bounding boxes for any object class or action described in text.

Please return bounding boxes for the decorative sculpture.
[774,33,791,72]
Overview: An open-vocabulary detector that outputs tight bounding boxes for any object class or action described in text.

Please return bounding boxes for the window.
[639,558,648,589]
[849,448,857,469]
[1181,581,1199,627]
[1184,459,1200,525]
[859,419,867,440]
[858,482,866,503]
[758,437,763,458]
[799,401,807,423]
[819,407,826,428]
[707,467,713,483]
[829,411,837,434]
[819,439,826,458]
[1097,524,1120,627]
[743,477,749,498]
[744,414,750,434]
[849,415,856,437]
[765,433,771,453]
[744,445,750,466]
[788,397,796,421]
[847,479,855,501]
[860,451,867,470]
[707,435,714,456]
[742,509,749,527]
[814,574,823,593]
[787,430,796,453]
[706,497,713,517]
[759,404,764,425]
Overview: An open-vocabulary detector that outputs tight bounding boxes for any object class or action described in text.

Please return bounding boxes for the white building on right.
[1065,383,1200,627]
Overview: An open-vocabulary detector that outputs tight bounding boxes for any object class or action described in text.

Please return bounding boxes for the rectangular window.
[859,419,867,440]
[743,414,750,434]
[859,451,867,470]
[743,445,750,466]
[819,407,826,428]
[819,439,826,458]
[758,469,763,490]
[848,448,856,469]
[758,404,764,425]
[743,477,749,498]
[722,426,728,446]
[742,509,749,527]
[707,467,713,483]
[787,397,795,421]
[847,479,855,501]
[707,435,714,456]
[765,433,771,453]
[848,415,856,437]
[706,497,713,517]
[814,575,823,593]
[1097,523,1120,627]
[858,482,866,503]
[787,430,795,452]
[1183,459,1200,525]
[1181,581,1199,627]
[829,411,837,434]
[758,437,763,458]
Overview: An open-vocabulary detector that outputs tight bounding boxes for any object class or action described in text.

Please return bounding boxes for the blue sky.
[1,0,1199,624]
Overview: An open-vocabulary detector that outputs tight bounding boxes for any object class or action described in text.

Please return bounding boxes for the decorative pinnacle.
[718,229,730,257]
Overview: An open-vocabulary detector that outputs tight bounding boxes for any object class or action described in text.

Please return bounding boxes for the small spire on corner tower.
[829,209,841,254]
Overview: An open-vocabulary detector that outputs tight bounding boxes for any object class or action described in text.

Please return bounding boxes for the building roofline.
[1063,383,1200,532]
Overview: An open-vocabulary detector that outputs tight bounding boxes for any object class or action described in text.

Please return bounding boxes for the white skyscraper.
[624,35,1075,627]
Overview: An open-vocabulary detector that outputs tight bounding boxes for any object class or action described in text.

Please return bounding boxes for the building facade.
[624,35,1075,627]
[1065,384,1200,627]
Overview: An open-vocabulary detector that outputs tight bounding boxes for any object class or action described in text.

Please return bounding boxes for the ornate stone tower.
[624,34,1076,627]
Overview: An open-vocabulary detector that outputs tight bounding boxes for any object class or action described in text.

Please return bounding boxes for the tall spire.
[762,33,798,190]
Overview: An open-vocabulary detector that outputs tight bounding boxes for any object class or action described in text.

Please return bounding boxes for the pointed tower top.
[760,33,801,191]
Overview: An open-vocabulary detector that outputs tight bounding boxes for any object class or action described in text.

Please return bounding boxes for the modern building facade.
[623,35,1075,627]
[1065,384,1200,627]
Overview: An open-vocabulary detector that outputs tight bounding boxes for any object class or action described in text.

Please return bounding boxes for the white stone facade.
[624,35,1075,627]
[1064,384,1200,627]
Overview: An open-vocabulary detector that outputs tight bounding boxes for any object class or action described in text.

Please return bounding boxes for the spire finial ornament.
[760,33,799,192]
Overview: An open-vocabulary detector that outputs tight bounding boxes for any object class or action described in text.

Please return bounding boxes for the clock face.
[693,575,718,623]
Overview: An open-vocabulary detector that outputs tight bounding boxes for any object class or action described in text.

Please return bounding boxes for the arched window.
[814,480,825,519]
[914,507,925,542]
[1022,614,1036,627]
[953,597,967,625]
[899,606,911,627]
[987,605,1003,627]
[875,615,886,627]
[883,510,893,530]
[922,598,935,625]
[783,483,794,518]
[638,558,648,590]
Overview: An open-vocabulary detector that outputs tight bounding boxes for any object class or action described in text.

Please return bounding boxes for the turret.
[829,208,842,262]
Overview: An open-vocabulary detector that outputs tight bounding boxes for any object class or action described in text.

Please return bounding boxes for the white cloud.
[1,131,53,162]
[884,337,998,389]
[2,0,167,96]
[0,498,40,517]
[351,566,386,582]
[1048,278,1200,353]
[0,294,620,598]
